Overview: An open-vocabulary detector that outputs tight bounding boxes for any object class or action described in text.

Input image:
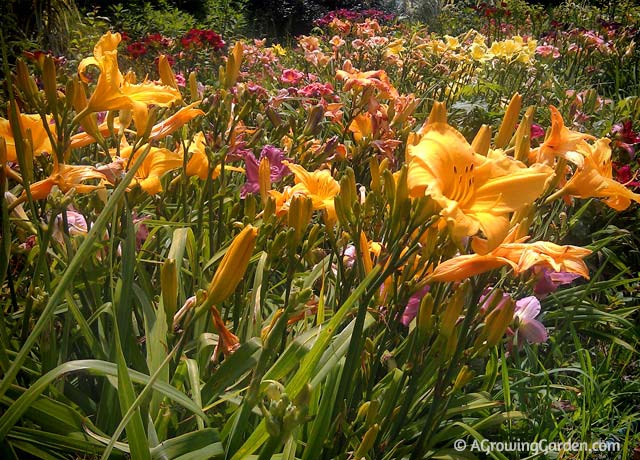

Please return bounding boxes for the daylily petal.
[430,254,517,282]
[519,318,548,343]
[514,296,540,320]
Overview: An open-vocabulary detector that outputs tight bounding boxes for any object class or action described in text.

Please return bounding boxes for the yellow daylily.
[78,32,181,133]
[120,143,183,194]
[1,113,54,162]
[406,118,553,250]
[536,106,595,165]
[554,138,640,210]
[181,132,244,180]
[285,162,341,223]
[349,113,373,142]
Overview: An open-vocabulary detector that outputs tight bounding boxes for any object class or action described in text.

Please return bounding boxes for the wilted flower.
[533,266,581,298]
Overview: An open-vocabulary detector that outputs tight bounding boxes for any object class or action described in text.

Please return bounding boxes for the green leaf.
[150,429,222,460]
[0,360,207,440]
[114,321,151,460]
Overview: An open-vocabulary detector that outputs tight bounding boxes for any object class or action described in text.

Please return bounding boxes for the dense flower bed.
[1,4,639,459]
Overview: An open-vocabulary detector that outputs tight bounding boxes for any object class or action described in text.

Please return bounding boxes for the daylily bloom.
[149,102,204,141]
[406,118,553,250]
[119,143,184,194]
[430,232,591,282]
[27,163,107,200]
[241,145,290,197]
[514,296,548,344]
[181,132,244,181]
[554,138,640,210]
[336,62,399,99]
[52,210,88,247]
[1,113,54,162]
[536,106,595,165]
[285,162,341,222]
[78,32,182,133]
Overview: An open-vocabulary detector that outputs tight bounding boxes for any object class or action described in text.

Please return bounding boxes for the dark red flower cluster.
[23,50,67,68]
[126,41,147,58]
[611,120,640,188]
[473,2,511,18]
[315,8,394,27]
[180,29,225,50]
[145,33,172,47]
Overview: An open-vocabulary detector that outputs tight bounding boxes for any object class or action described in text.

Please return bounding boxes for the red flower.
[126,42,147,58]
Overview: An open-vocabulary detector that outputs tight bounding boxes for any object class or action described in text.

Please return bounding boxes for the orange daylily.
[1,113,54,162]
[406,118,553,250]
[336,62,399,99]
[285,162,341,222]
[149,102,204,141]
[78,32,181,133]
[430,232,591,282]
[27,163,107,200]
[554,138,640,210]
[536,106,595,166]
[71,102,204,150]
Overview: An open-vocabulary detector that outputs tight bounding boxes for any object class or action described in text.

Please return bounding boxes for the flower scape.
[1,3,640,459]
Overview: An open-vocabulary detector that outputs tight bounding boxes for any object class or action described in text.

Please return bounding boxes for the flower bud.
[453,365,474,392]
[189,71,199,101]
[206,225,258,306]
[158,54,180,92]
[303,105,324,136]
[258,156,271,202]
[72,78,103,144]
[484,296,515,347]
[427,101,447,125]
[439,283,468,338]
[288,194,312,245]
[495,93,522,148]
[353,424,379,459]
[472,124,492,156]
[369,156,381,193]
[15,59,40,101]
[359,230,374,275]
[417,293,435,338]
[514,106,535,162]
[42,56,58,114]
[225,42,243,89]
[364,399,380,428]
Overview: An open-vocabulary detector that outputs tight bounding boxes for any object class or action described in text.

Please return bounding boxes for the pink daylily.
[514,296,548,344]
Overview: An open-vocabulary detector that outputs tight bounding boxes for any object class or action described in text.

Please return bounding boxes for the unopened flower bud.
[205,225,258,307]
[495,93,522,148]
[472,124,492,156]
